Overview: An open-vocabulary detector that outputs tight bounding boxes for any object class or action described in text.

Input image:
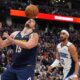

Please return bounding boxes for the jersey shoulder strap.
[27,32,33,36]
[66,42,72,47]
[10,31,20,39]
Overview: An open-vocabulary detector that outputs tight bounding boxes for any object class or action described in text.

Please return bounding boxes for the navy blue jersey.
[11,32,38,68]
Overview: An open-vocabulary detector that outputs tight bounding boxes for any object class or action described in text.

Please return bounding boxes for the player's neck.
[21,27,33,35]
[62,40,68,45]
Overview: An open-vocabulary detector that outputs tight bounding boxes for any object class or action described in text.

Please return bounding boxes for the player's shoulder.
[68,42,77,51]
[69,43,76,49]
[67,41,73,47]
[10,31,20,38]
[57,42,61,47]
[11,31,20,34]
[68,44,77,54]
[30,32,39,37]
[57,43,61,48]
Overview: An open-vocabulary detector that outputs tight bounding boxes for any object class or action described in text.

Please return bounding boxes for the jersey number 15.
[16,46,22,53]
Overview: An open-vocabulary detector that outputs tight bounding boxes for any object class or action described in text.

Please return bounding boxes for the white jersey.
[57,41,75,80]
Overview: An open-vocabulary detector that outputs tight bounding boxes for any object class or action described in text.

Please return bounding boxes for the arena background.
[0,0,80,80]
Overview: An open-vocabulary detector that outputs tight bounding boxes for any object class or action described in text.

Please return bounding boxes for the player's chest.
[58,46,69,58]
[58,46,68,52]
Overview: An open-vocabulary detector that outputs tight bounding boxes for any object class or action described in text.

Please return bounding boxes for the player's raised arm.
[7,32,39,49]
[0,31,19,49]
[69,44,79,79]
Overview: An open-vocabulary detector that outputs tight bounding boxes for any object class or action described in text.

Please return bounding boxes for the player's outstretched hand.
[3,32,14,43]
[47,66,53,73]
[3,32,9,38]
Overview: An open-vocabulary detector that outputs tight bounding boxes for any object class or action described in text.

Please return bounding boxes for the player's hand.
[47,66,53,73]
[3,32,9,38]
[3,32,13,43]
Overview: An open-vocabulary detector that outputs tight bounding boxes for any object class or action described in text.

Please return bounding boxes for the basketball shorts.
[1,66,35,80]
[63,68,74,80]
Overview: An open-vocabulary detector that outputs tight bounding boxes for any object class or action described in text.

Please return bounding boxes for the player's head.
[25,19,36,29]
[60,30,69,41]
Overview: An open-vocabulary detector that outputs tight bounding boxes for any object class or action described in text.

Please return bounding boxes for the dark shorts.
[1,66,35,80]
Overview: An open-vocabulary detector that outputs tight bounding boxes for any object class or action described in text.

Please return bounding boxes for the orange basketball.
[25,4,39,18]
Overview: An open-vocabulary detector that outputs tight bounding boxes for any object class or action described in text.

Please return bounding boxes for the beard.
[60,37,67,41]
[25,23,31,29]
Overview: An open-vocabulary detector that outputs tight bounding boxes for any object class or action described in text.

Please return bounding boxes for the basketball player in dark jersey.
[0,19,39,80]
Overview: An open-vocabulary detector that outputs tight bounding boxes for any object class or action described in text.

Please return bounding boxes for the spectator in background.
[0,22,3,37]
[0,22,2,30]
[6,49,14,69]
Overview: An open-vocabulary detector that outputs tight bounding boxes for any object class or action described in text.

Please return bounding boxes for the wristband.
[50,59,59,68]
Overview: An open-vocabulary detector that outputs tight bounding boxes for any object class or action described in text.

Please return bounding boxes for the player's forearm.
[48,59,59,73]
[13,40,33,49]
[50,59,59,68]
[74,61,79,75]
[13,40,27,49]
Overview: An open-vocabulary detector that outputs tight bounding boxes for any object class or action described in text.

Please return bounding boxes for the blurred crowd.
[0,21,80,80]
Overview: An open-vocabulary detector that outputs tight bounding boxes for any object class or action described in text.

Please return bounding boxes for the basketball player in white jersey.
[48,30,79,80]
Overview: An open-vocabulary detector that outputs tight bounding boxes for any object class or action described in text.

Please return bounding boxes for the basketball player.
[48,30,79,80]
[0,19,39,80]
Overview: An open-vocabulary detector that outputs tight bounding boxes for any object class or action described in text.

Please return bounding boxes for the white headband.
[61,30,69,37]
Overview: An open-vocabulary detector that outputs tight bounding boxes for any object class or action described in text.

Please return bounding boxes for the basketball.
[25,4,39,18]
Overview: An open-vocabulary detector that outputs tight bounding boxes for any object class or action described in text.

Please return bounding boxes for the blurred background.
[0,0,80,80]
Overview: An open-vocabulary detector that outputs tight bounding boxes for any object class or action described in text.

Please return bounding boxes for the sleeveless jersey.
[57,42,75,78]
[11,32,38,68]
